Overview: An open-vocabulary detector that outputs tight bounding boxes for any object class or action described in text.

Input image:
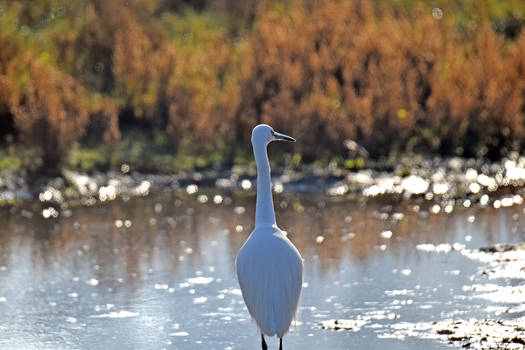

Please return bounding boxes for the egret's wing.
[267,235,303,337]
[236,232,303,337]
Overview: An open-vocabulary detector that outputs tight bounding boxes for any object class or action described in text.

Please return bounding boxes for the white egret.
[236,124,303,350]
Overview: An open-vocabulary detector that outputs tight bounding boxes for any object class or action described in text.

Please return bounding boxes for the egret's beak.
[273,131,296,142]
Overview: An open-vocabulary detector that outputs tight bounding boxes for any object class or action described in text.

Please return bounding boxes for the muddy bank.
[385,318,524,349]
[320,242,525,349]
[321,318,525,349]
[2,155,525,211]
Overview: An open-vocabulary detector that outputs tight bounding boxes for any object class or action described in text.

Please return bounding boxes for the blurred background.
[1,0,525,174]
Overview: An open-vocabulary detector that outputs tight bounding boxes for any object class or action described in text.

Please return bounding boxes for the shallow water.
[0,191,523,349]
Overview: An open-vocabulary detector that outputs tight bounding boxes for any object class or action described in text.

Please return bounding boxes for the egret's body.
[236,124,303,350]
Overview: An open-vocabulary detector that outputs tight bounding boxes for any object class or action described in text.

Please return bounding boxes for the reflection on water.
[0,191,523,349]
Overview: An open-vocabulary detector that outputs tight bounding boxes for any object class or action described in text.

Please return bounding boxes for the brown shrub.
[8,58,90,167]
[234,0,525,159]
[113,8,243,147]
[3,0,525,169]
[0,2,120,168]
[427,22,525,156]
[6,57,120,166]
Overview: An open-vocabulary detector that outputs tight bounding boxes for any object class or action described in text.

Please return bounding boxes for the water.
[0,191,523,349]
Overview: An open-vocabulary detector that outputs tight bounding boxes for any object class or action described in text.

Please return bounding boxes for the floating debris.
[432,183,449,195]
[319,319,368,332]
[240,179,252,190]
[99,185,117,202]
[384,289,412,296]
[416,243,458,253]
[500,197,515,207]
[39,190,52,201]
[401,176,429,195]
[213,195,223,204]
[186,184,198,195]
[477,174,497,189]
[133,181,151,196]
[469,182,481,194]
[327,182,348,196]
[465,168,478,181]
[38,188,63,203]
[380,230,393,239]
[42,207,59,219]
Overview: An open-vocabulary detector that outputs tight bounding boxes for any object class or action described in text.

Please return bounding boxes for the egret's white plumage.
[236,124,303,347]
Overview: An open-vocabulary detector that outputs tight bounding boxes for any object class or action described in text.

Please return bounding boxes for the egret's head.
[251,124,295,146]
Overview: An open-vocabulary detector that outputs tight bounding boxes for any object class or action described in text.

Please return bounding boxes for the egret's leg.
[261,334,267,350]
[279,337,283,350]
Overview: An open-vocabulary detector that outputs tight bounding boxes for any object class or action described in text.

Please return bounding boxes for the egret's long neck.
[253,141,276,227]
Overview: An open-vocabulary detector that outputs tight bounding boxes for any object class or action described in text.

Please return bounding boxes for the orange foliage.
[8,58,90,166]
[235,2,436,156]
[2,0,525,168]
[428,22,525,155]
[111,4,239,142]
[235,1,525,158]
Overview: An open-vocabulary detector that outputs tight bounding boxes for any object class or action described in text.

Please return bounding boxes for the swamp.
[1,0,525,348]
